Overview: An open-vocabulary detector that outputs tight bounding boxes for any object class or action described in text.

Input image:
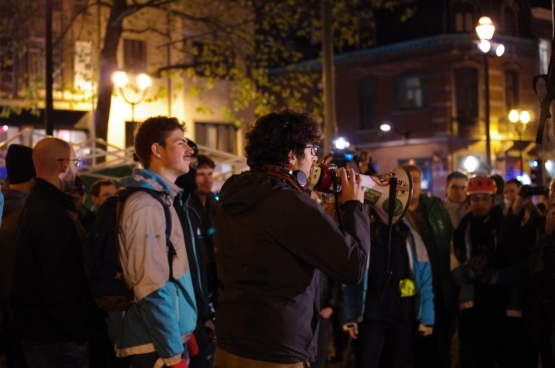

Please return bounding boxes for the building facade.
[333,0,551,197]
[0,0,248,161]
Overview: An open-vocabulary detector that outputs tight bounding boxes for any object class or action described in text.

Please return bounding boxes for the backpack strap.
[119,188,177,282]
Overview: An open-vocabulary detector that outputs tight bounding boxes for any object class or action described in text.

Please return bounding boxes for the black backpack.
[85,187,175,311]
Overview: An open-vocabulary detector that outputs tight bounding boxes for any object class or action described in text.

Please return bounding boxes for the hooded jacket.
[115,169,197,366]
[341,220,435,327]
[213,170,370,364]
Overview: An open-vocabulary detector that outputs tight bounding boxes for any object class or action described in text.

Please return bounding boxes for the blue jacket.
[115,169,197,366]
[341,220,435,327]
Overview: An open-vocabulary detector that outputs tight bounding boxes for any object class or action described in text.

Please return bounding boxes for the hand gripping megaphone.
[307,163,413,224]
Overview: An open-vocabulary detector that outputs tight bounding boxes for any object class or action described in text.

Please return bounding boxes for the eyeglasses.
[57,158,81,167]
[469,195,493,203]
[306,145,319,156]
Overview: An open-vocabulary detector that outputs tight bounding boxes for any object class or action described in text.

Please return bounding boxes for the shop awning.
[0,108,89,130]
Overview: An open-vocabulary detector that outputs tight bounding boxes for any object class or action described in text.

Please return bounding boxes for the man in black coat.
[10,137,94,367]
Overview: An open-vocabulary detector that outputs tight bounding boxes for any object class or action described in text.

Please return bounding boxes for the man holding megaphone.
[213,108,370,368]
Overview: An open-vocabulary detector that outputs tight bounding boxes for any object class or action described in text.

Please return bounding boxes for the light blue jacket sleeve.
[415,260,434,326]
[0,190,3,226]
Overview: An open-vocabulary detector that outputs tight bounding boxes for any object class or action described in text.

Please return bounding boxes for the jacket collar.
[33,178,76,211]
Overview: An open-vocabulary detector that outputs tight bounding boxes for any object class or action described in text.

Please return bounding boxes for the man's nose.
[185,144,194,155]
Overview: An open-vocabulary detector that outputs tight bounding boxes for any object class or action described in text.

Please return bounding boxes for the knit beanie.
[6,144,35,184]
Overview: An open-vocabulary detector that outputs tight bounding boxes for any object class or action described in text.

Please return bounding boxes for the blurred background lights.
[464,156,479,172]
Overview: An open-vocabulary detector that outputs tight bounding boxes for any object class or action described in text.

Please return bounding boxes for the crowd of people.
[0,108,554,368]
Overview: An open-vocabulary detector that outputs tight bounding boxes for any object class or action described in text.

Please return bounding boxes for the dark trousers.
[312,316,330,368]
[412,298,456,368]
[21,340,89,368]
[459,309,523,368]
[355,320,413,368]
[190,321,216,368]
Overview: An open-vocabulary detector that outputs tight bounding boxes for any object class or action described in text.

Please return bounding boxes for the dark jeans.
[312,316,330,368]
[190,321,216,368]
[355,320,414,368]
[412,298,457,368]
[21,340,89,368]
[459,309,523,368]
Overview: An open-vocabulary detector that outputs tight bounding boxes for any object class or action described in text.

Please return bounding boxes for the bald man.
[10,138,94,367]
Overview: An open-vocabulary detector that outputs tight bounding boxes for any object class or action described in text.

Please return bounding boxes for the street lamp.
[476,16,504,169]
[380,123,409,140]
[508,109,531,176]
[112,71,152,122]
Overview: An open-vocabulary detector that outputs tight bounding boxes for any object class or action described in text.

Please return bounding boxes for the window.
[505,71,519,111]
[26,38,45,87]
[453,2,475,32]
[397,75,428,110]
[196,122,237,154]
[358,78,377,130]
[74,41,93,92]
[503,3,519,36]
[123,39,147,73]
[540,39,550,75]
[454,68,478,129]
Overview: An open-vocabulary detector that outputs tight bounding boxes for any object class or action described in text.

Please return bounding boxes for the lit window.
[540,39,550,75]
[397,75,428,110]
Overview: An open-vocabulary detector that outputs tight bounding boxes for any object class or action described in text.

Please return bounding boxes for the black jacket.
[213,170,370,364]
[174,192,211,322]
[10,179,94,344]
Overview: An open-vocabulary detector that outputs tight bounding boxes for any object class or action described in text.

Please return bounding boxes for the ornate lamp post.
[112,71,152,122]
[508,109,531,176]
[476,16,504,169]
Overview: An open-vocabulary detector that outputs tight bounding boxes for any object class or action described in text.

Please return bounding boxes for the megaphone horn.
[307,163,413,224]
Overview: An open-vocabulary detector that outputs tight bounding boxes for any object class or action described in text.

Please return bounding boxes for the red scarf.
[251,165,306,193]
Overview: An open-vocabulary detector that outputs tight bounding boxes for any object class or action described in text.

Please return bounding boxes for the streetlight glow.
[509,109,519,123]
[112,71,128,88]
[495,44,505,57]
[137,73,152,90]
[478,40,491,53]
[520,110,531,124]
[476,16,495,40]
[380,123,391,132]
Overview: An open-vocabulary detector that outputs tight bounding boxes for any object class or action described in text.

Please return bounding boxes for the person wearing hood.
[174,144,217,368]
[213,108,370,367]
[115,116,197,368]
[0,144,35,368]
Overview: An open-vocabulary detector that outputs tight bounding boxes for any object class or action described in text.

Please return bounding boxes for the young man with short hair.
[115,116,197,367]
[90,179,117,211]
[444,171,470,229]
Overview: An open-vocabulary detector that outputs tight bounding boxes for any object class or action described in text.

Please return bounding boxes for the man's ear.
[287,150,296,165]
[151,143,162,159]
[59,160,69,174]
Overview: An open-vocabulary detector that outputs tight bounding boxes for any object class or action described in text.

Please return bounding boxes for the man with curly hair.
[213,108,371,367]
